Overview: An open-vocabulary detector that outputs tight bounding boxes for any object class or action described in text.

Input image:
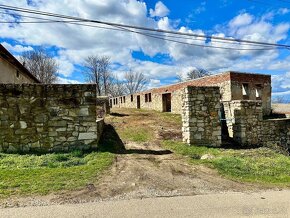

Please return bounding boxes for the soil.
[0,108,271,208]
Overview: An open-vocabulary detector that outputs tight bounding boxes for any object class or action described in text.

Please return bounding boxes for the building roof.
[138,71,271,95]
[0,44,40,83]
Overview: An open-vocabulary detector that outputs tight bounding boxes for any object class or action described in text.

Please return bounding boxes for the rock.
[200,154,215,160]
[20,121,27,129]
[78,108,89,116]
[78,132,97,140]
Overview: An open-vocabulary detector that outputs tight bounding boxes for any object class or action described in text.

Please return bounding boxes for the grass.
[118,126,153,142]
[163,140,290,186]
[0,151,114,198]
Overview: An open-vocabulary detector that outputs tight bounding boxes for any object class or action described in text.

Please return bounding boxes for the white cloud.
[55,57,75,77]
[150,1,170,18]
[56,77,82,84]
[148,79,161,88]
[1,42,33,53]
[229,13,254,28]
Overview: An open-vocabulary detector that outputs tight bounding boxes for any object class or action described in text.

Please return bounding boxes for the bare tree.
[21,48,58,84]
[187,68,210,80]
[177,67,210,82]
[83,55,110,96]
[124,70,148,94]
[108,74,127,97]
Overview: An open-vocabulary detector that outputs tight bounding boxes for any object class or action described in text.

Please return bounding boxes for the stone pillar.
[182,86,221,147]
[232,100,263,146]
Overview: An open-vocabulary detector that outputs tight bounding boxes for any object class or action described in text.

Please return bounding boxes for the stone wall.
[227,100,290,153]
[0,84,103,153]
[182,86,221,147]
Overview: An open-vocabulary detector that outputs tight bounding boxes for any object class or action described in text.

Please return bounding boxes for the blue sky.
[1,0,290,99]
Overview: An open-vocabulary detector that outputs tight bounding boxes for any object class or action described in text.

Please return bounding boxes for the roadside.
[1,190,290,218]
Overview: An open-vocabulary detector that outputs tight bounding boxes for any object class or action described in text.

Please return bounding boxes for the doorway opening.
[162,93,171,112]
[137,95,141,109]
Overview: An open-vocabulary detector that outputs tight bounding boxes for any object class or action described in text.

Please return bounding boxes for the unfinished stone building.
[111,71,271,115]
[110,71,271,115]
[110,71,290,153]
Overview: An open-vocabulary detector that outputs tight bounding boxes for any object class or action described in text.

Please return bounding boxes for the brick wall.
[0,84,104,153]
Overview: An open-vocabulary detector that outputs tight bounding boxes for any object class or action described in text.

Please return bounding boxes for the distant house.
[0,44,40,84]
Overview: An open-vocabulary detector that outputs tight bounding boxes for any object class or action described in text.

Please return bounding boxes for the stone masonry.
[0,84,104,153]
[230,100,290,153]
[182,86,221,147]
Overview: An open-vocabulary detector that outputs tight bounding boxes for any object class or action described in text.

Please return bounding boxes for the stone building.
[110,71,290,152]
[110,71,271,116]
[0,44,39,84]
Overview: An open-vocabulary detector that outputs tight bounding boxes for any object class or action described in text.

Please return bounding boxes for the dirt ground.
[0,108,270,208]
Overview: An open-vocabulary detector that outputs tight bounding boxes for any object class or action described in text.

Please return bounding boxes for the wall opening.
[162,93,171,112]
[137,95,141,109]
[255,84,263,100]
[242,83,249,100]
[220,104,230,140]
[131,95,133,102]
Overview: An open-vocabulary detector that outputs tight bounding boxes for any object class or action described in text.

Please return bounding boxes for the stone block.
[78,132,98,140]
[78,107,89,116]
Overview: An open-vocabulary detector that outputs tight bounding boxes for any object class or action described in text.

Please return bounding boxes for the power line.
[114,25,278,51]
[0,11,277,48]
[0,19,277,51]
[0,4,289,50]
[0,4,288,49]
[0,19,277,50]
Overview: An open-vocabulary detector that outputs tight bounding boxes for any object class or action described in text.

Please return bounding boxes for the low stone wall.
[182,86,221,147]
[228,100,290,153]
[0,84,103,153]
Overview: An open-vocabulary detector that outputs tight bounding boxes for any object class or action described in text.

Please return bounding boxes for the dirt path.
[0,108,268,208]
[84,141,260,199]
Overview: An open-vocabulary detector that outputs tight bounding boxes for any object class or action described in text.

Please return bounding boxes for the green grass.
[0,151,114,198]
[118,126,153,142]
[163,140,290,186]
[158,112,182,125]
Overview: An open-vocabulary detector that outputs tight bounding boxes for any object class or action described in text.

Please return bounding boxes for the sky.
[0,0,290,99]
